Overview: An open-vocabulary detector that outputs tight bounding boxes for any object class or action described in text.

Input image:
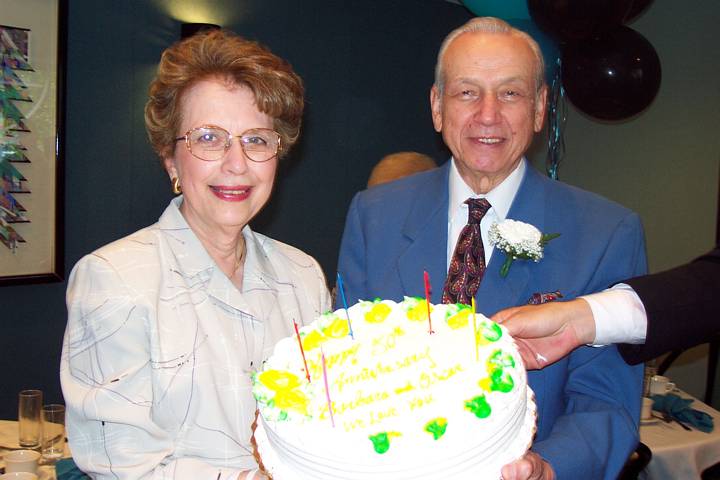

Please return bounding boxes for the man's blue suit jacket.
[337,161,646,480]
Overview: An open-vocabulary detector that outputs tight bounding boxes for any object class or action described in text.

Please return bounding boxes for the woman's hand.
[501,451,555,480]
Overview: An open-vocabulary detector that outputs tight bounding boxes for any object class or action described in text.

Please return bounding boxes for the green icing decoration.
[465,395,492,419]
[277,410,288,421]
[424,418,448,440]
[445,304,469,317]
[490,369,514,393]
[488,349,515,370]
[480,322,503,342]
[369,432,392,454]
[320,311,340,323]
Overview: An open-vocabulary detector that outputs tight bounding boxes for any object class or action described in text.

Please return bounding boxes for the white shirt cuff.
[581,283,647,345]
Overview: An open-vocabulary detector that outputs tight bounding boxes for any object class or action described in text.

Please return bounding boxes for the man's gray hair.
[434,17,546,94]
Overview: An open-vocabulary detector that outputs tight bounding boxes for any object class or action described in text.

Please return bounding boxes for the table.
[0,419,70,480]
[640,393,720,480]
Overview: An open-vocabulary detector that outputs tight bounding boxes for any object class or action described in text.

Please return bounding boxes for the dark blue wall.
[0,1,471,418]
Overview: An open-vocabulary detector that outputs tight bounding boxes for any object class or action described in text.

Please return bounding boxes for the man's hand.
[501,451,555,480]
[491,299,596,369]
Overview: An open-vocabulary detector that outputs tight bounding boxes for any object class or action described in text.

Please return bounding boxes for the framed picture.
[0,0,66,285]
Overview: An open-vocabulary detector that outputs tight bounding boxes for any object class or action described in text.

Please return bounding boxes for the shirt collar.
[448,158,525,221]
[159,196,266,282]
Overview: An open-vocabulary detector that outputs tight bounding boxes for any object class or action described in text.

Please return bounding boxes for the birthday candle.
[472,297,478,362]
[423,270,433,334]
[293,320,311,383]
[336,272,354,339]
[321,348,335,428]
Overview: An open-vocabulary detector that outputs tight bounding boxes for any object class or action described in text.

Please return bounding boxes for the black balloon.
[528,0,634,42]
[624,0,654,23]
[562,26,661,121]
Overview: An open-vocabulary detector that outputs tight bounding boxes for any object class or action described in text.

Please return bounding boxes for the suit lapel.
[397,164,450,303]
[395,162,552,310]
[477,164,549,314]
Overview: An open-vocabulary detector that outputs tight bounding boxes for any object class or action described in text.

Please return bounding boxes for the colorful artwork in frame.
[0,0,66,285]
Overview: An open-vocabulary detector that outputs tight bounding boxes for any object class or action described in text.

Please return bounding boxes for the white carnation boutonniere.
[489,220,560,278]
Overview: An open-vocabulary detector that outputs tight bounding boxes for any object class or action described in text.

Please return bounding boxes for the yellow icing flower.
[406,298,431,321]
[447,308,471,329]
[322,317,350,338]
[273,388,309,414]
[365,303,392,323]
[302,329,328,351]
[259,370,302,391]
[475,329,492,346]
[478,377,493,392]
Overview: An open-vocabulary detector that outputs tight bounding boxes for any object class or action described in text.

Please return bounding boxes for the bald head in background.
[367,151,437,188]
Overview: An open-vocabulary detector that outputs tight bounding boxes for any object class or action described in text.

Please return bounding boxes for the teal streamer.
[546,57,566,180]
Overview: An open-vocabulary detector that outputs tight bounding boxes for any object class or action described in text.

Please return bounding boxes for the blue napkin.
[55,458,91,480]
[651,393,714,433]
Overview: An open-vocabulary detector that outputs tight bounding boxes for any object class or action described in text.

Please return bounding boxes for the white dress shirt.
[60,197,331,480]
[447,158,525,268]
[582,284,648,345]
[446,160,648,346]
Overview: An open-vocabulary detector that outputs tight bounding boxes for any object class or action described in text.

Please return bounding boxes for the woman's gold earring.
[171,177,182,195]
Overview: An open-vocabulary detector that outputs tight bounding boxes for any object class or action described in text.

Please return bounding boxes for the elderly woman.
[60,30,330,479]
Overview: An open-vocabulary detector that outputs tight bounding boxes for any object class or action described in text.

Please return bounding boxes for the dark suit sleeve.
[618,247,720,364]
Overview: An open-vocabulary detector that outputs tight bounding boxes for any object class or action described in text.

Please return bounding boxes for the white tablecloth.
[640,393,720,480]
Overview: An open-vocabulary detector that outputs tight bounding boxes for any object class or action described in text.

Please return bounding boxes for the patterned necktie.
[442,198,492,305]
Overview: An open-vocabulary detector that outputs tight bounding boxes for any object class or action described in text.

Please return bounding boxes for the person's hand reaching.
[492,299,595,370]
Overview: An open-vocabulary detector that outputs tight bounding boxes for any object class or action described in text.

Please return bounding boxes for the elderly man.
[337,17,645,480]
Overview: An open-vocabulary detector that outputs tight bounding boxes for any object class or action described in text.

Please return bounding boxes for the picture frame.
[0,0,66,285]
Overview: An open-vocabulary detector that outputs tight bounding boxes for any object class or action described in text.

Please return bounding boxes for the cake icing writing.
[253,298,537,480]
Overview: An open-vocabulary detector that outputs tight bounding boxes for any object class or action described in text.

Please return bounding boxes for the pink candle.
[293,321,311,383]
[321,349,335,427]
[424,270,433,334]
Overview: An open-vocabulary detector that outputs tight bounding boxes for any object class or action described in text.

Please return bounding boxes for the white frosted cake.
[253,298,536,480]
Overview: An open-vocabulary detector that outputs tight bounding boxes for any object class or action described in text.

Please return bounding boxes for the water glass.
[41,404,65,461]
[18,390,42,448]
[642,360,657,397]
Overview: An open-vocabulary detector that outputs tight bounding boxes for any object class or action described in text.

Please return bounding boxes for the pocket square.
[527,291,563,305]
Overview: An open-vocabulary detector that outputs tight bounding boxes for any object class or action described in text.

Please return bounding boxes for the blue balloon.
[506,19,561,85]
[462,0,530,20]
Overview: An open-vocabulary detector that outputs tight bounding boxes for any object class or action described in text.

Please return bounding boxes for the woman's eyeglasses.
[175,125,281,162]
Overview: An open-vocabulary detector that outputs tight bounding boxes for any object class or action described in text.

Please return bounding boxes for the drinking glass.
[18,390,42,448]
[643,360,657,397]
[41,404,65,461]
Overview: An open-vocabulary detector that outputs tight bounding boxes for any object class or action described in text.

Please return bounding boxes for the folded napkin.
[56,458,91,480]
[651,393,714,433]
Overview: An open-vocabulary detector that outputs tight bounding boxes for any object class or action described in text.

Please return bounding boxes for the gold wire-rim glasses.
[174,125,282,162]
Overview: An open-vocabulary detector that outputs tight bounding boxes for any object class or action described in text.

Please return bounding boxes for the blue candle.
[336,272,354,339]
